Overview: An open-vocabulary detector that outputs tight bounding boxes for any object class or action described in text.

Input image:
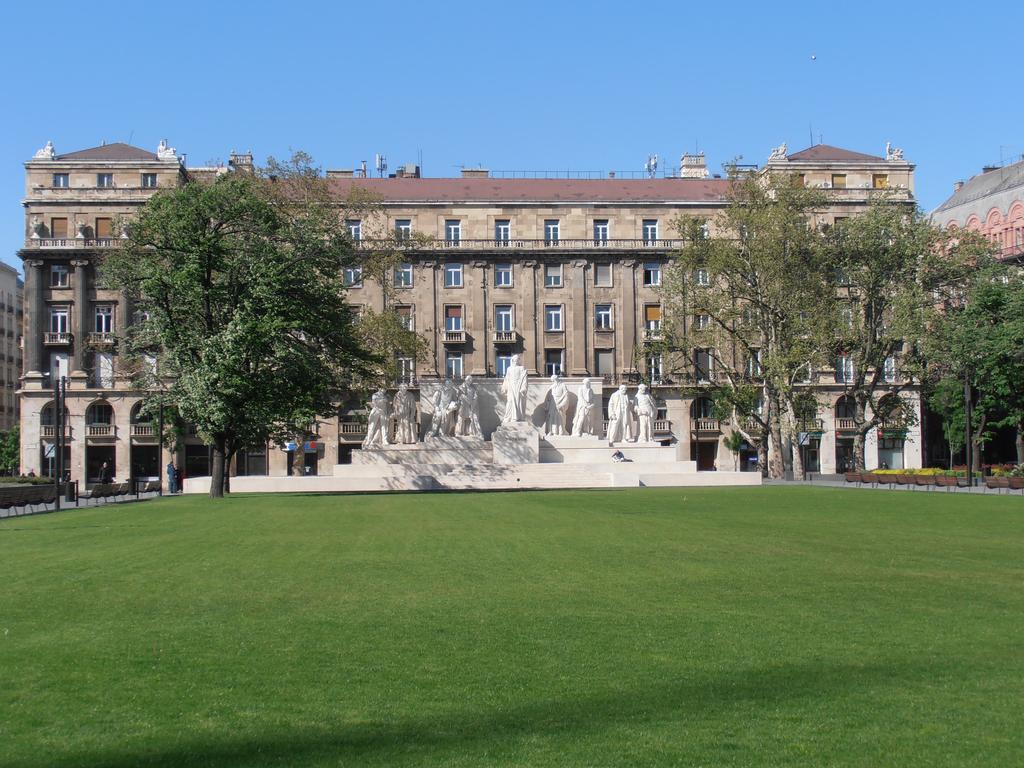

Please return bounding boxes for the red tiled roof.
[328,177,731,203]
[784,144,886,163]
[56,142,159,161]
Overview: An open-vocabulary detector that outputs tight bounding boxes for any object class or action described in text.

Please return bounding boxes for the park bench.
[844,472,861,484]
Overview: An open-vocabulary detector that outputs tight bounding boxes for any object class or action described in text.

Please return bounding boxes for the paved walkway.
[765,478,1024,496]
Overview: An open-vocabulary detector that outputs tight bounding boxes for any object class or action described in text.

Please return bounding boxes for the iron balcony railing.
[357,238,685,252]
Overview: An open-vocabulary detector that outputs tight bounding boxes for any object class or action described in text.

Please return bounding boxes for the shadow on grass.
[38,659,932,768]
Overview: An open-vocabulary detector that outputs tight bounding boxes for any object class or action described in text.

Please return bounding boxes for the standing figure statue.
[500,354,529,424]
[606,384,635,444]
[571,377,598,437]
[456,375,484,438]
[362,388,391,448]
[635,383,657,443]
[429,379,460,438]
[544,374,570,435]
[392,383,418,444]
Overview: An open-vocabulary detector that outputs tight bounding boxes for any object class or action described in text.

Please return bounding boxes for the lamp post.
[53,374,67,511]
[964,371,973,489]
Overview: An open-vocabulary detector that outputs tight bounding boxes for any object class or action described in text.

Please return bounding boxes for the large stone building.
[0,262,23,433]
[16,139,921,484]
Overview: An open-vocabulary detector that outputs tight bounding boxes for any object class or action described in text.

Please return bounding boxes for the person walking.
[166,461,178,494]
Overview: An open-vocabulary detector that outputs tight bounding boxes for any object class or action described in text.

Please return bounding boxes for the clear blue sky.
[2,0,1021,273]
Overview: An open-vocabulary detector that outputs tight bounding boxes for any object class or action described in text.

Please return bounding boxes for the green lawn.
[1,487,1022,767]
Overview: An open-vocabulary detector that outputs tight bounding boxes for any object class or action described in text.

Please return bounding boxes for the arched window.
[86,401,114,425]
[40,401,69,426]
[835,396,856,420]
[130,402,152,424]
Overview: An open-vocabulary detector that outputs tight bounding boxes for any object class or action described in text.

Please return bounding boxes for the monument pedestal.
[492,422,540,465]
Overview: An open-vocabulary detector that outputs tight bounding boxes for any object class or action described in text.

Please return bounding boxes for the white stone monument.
[544,374,570,435]
[635,383,657,443]
[428,379,460,438]
[456,375,484,438]
[606,384,635,444]
[392,384,417,444]
[571,377,599,437]
[362,389,391,448]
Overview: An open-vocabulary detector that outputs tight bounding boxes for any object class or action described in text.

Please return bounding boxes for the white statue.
[635,383,657,443]
[544,374,570,435]
[571,377,598,437]
[362,388,391,448]
[456,375,484,438]
[33,141,55,160]
[429,379,459,438]
[885,142,904,161]
[500,354,528,424]
[75,220,87,239]
[606,384,635,444]
[157,139,178,160]
[30,216,42,239]
[392,383,417,444]
[768,143,788,162]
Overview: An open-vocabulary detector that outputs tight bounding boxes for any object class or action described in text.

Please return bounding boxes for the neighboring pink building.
[931,159,1024,262]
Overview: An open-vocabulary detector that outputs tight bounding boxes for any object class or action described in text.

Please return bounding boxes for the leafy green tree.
[665,173,832,478]
[0,425,20,475]
[103,156,379,497]
[927,376,967,469]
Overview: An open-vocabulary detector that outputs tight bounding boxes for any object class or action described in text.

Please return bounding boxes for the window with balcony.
[544,219,560,245]
[394,263,413,288]
[346,219,362,241]
[52,173,69,188]
[594,263,612,287]
[835,355,855,383]
[50,265,70,288]
[494,304,514,332]
[494,263,513,287]
[94,305,113,333]
[445,219,461,245]
[593,219,609,244]
[444,305,463,332]
[141,173,158,188]
[544,263,562,288]
[644,304,662,331]
[343,266,363,287]
[544,304,563,332]
[872,174,889,189]
[445,351,463,379]
[642,219,658,244]
[50,217,68,238]
[694,348,713,381]
[97,173,114,188]
[643,262,661,286]
[396,305,414,331]
[95,218,112,239]
[544,349,563,376]
[395,219,412,241]
[496,353,512,377]
[445,263,463,287]
[49,309,69,334]
[830,174,847,189]
[595,303,613,329]
[495,219,510,244]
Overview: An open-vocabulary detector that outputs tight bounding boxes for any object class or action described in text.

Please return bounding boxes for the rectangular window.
[642,219,658,244]
[141,173,158,188]
[544,304,563,332]
[644,304,662,330]
[746,349,762,378]
[544,263,562,288]
[647,353,663,382]
[494,304,514,332]
[343,266,362,287]
[444,263,463,287]
[831,173,847,189]
[883,356,896,383]
[595,303,613,329]
[52,173,69,188]
[49,308,69,333]
[394,263,413,288]
[444,305,463,332]
[396,356,415,384]
[445,351,463,379]
[94,305,113,333]
[50,218,68,238]
[872,174,889,189]
[495,219,510,243]
[694,348,713,381]
[97,173,114,188]
[346,219,362,241]
[835,355,854,383]
[94,218,112,239]
[594,263,612,287]
[544,219,560,245]
[94,351,114,389]
[544,349,563,376]
[396,305,414,331]
[593,219,609,244]
[643,262,661,286]
[595,349,614,376]
[50,265,70,288]
[494,263,513,287]
[694,314,710,331]
[395,219,412,241]
[445,219,461,245]
[694,267,710,286]
[496,353,512,377]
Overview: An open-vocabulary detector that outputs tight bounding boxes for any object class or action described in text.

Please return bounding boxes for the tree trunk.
[792,434,805,480]
[768,415,785,479]
[757,436,768,478]
[853,399,868,472]
[1016,425,1024,465]
[209,439,226,498]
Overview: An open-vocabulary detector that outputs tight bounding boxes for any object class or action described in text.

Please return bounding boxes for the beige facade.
[17,140,920,484]
[0,263,23,432]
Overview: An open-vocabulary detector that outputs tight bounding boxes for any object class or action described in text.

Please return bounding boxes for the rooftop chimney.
[326,169,355,179]
[394,163,421,179]
[680,152,709,179]
[460,168,489,179]
[953,180,964,193]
